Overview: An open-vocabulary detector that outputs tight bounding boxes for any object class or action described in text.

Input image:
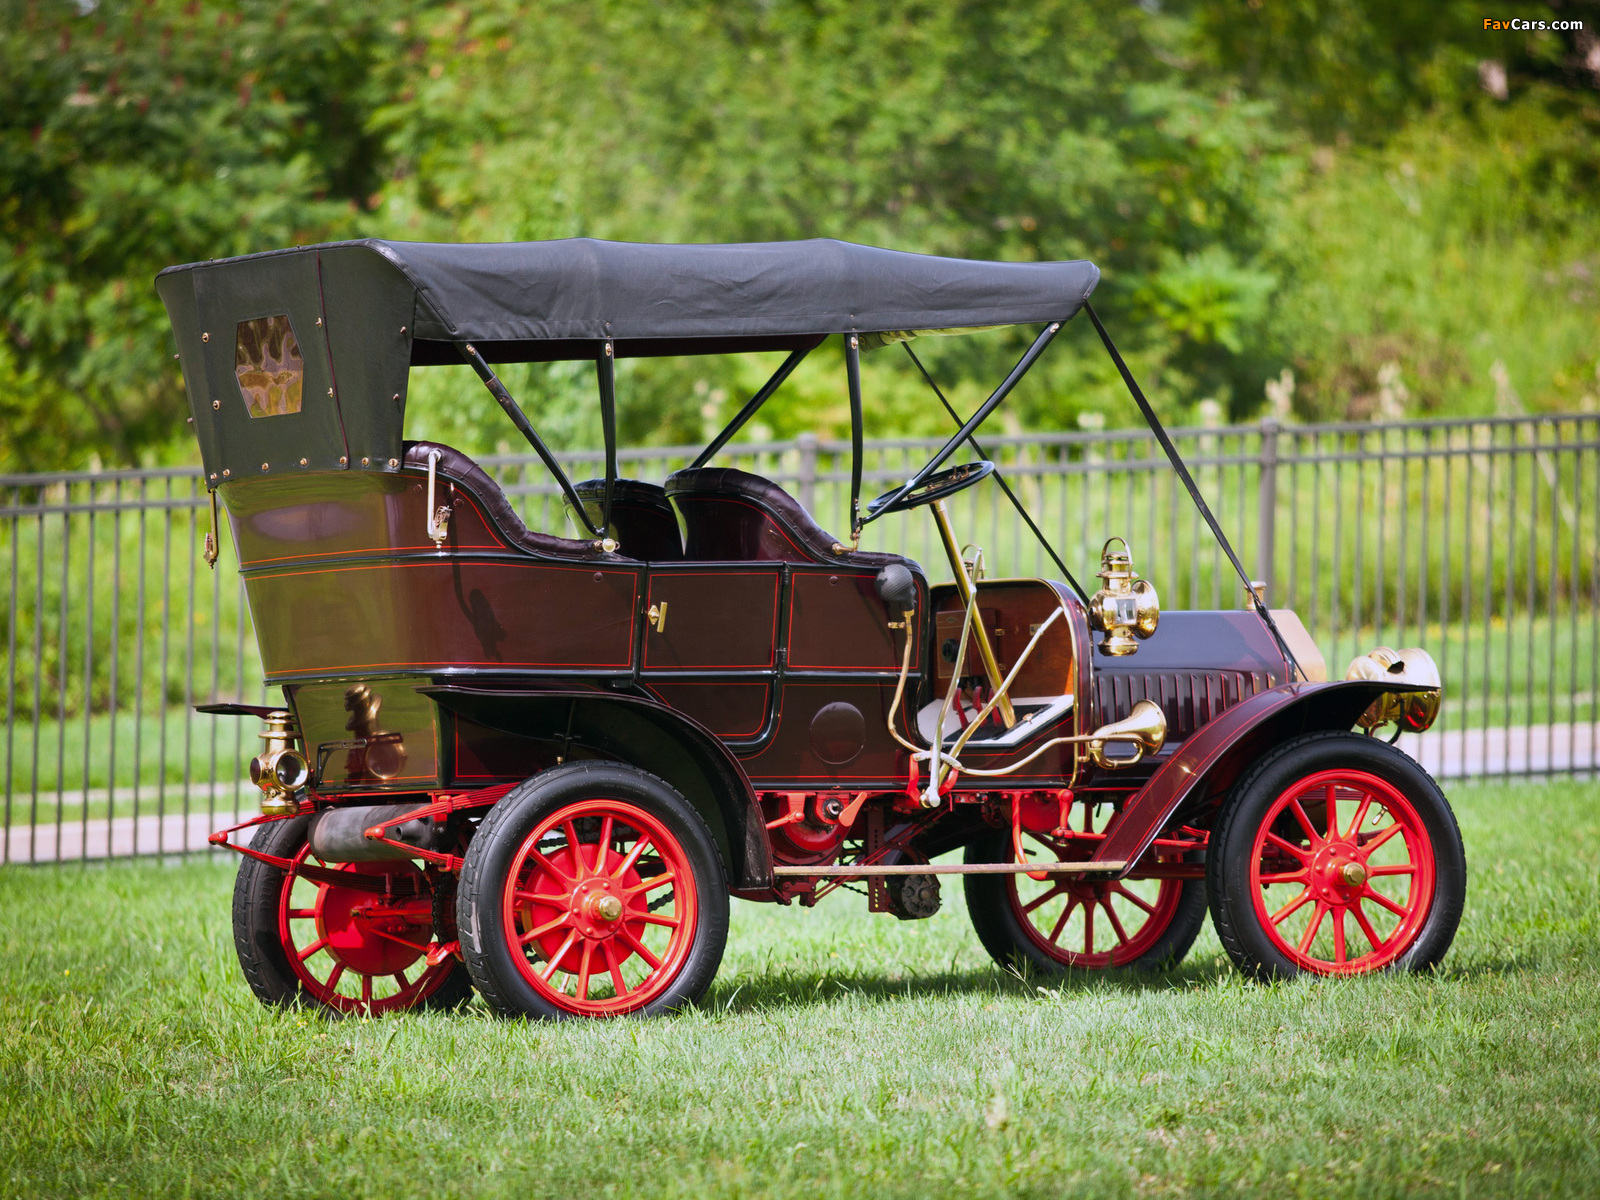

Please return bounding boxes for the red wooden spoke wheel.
[964,799,1207,976]
[279,846,461,1015]
[1247,769,1434,974]
[458,764,728,1020]
[1008,830,1189,969]
[1207,732,1466,981]
[499,799,699,1015]
[232,814,473,1015]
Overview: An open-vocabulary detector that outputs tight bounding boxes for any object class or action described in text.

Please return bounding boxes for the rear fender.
[1085,681,1426,876]
[422,686,771,889]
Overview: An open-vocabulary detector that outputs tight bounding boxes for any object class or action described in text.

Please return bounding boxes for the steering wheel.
[866,460,995,518]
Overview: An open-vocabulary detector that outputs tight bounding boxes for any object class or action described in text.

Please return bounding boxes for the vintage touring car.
[157,237,1463,1018]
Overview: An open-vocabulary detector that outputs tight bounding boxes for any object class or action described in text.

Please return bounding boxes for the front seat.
[570,478,684,561]
[664,466,917,572]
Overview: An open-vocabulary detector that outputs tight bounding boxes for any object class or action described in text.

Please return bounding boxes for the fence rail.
[3,412,1596,863]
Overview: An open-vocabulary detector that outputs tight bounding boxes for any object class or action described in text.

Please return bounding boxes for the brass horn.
[1087,699,1168,770]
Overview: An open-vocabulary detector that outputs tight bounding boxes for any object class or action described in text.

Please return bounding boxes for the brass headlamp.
[1345,646,1442,733]
[1087,537,1160,656]
[250,710,309,816]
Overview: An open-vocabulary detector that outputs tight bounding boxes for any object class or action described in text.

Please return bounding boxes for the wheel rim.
[1007,810,1187,969]
[1248,768,1436,975]
[278,846,459,1014]
[500,798,699,1016]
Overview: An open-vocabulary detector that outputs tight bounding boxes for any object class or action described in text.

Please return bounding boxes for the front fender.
[1082,680,1429,877]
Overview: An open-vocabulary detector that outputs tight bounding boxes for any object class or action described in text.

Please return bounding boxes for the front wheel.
[1207,731,1466,980]
[964,820,1208,975]
[457,763,729,1019]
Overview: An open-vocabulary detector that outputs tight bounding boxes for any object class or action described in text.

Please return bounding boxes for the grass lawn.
[0,779,1596,1198]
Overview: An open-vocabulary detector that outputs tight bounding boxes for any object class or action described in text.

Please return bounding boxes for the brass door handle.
[647,602,668,632]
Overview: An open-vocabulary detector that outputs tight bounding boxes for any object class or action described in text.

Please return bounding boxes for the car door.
[639,565,782,744]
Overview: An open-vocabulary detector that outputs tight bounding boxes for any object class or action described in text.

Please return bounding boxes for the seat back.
[666,466,917,572]
[571,478,683,560]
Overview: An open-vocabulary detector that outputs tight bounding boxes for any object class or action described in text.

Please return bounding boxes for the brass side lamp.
[1087,537,1160,655]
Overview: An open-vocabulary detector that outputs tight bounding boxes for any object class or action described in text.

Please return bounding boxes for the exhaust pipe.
[307,804,451,862]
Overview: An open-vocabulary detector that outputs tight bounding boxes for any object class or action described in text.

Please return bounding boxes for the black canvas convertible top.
[156,237,1098,483]
[160,237,1099,363]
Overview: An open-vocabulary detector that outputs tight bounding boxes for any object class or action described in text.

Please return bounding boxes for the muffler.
[307,803,451,862]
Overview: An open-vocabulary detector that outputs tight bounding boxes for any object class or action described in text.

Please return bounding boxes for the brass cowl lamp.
[1087,537,1160,656]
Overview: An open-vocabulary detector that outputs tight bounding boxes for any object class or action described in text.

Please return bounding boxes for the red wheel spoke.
[287,908,316,920]
[529,849,576,887]
[1082,902,1095,955]
[298,936,329,962]
[1290,799,1321,845]
[613,834,655,880]
[1346,794,1373,840]
[603,940,629,997]
[626,871,676,895]
[594,816,614,873]
[1101,897,1130,946]
[1362,886,1409,917]
[1296,902,1328,953]
[540,930,580,981]
[1325,783,1339,840]
[514,889,569,906]
[1332,909,1348,965]
[574,940,596,1002]
[1350,901,1384,950]
[325,962,345,993]
[635,911,680,929]
[1047,897,1079,944]
[1369,863,1416,877]
[1269,887,1312,926]
[1263,832,1310,861]
[1258,870,1308,885]
[1109,883,1157,915]
[1359,821,1403,856]
[1023,883,1069,914]
[360,974,373,1007]
[519,913,571,944]
[617,927,662,970]
[394,970,409,990]
[561,822,585,876]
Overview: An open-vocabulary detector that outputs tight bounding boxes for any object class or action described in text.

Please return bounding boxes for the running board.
[772,860,1126,877]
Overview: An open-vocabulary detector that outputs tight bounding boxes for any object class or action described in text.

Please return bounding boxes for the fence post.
[1256,418,1279,601]
[796,432,818,515]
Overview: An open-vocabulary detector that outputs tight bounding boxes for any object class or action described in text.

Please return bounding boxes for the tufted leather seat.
[402,441,613,561]
[570,478,684,560]
[665,466,921,572]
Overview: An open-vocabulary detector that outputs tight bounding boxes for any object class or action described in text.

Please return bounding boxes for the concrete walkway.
[2,723,1594,864]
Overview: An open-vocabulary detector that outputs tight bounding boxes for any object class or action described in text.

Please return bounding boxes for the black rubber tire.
[1206,730,1466,982]
[231,814,475,1014]
[962,826,1208,976]
[456,762,729,1020]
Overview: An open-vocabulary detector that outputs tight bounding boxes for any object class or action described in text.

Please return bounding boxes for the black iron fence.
[3,413,1596,862]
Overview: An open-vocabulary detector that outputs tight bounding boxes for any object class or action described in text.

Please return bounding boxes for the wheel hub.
[316,877,432,977]
[571,879,627,937]
[1308,842,1366,905]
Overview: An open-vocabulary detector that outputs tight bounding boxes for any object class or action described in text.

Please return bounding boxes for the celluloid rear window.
[234,315,304,418]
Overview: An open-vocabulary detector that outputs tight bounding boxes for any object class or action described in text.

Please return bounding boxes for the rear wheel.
[1207,731,1465,980]
[457,763,729,1019]
[963,808,1207,975]
[231,815,474,1015]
